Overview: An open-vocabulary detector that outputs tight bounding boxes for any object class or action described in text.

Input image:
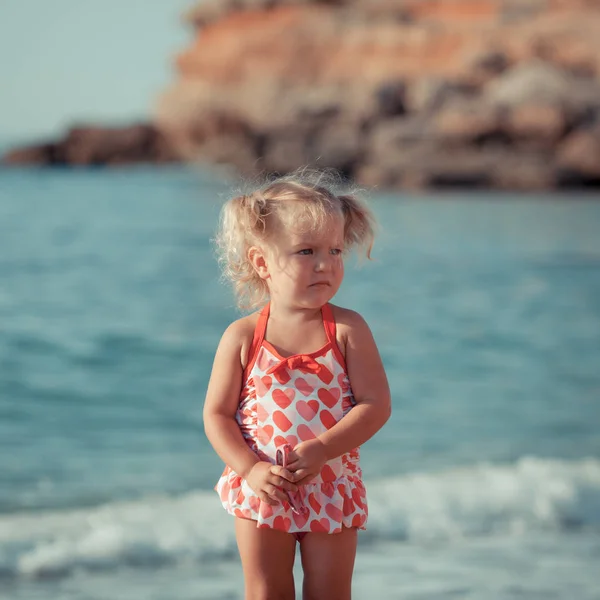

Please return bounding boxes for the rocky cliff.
[5,0,600,190]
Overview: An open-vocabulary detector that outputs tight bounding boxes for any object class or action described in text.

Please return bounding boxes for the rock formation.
[5,0,600,189]
[2,124,177,167]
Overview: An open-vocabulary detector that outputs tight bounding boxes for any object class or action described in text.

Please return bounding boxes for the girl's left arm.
[319,310,391,457]
[288,310,391,482]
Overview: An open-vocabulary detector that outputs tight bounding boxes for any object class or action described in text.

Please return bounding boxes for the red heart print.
[318,388,340,408]
[322,482,335,497]
[316,366,334,384]
[235,489,245,504]
[319,409,337,430]
[257,424,274,445]
[295,377,314,397]
[273,516,292,531]
[308,493,322,514]
[325,503,343,522]
[273,388,295,409]
[274,435,287,447]
[343,496,356,516]
[273,369,291,384]
[273,411,293,432]
[259,502,274,519]
[337,483,346,496]
[219,481,230,503]
[310,518,330,533]
[352,514,366,528]
[234,508,252,519]
[286,435,298,447]
[297,424,316,441]
[256,403,269,423]
[297,400,318,421]
[255,375,272,397]
[320,465,336,483]
[273,388,296,409]
[351,487,364,509]
[292,510,309,528]
[249,496,261,513]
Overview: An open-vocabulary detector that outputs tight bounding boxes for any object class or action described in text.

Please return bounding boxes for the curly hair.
[214,169,376,311]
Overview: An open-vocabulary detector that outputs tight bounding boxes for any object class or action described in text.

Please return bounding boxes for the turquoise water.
[0,168,599,599]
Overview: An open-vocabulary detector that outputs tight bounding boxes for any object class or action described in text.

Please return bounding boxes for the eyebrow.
[290,241,344,249]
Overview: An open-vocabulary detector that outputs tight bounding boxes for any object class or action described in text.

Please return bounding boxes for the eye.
[297,248,313,255]
[330,248,343,255]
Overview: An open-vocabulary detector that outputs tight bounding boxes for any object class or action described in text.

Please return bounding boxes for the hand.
[285,439,328,486]
[245,461,298,506]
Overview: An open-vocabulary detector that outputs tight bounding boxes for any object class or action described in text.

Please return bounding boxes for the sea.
[0,167,599,600]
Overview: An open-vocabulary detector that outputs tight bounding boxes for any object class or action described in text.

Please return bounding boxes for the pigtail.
[338,194,375,259]
[239,192,270,233]
[214,192,270,311]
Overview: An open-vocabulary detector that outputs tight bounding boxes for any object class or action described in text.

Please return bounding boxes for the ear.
[248,246,270,280]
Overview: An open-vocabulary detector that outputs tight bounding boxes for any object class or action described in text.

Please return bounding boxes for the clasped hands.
[246,439,328,506]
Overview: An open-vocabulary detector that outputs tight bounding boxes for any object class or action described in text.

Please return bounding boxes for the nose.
[314,253,332,272]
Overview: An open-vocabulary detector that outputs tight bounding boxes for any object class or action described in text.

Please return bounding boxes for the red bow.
[266,354,334,385]
[266,354,323,377]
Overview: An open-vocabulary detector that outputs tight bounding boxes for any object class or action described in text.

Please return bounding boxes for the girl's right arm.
[203,319,297,505]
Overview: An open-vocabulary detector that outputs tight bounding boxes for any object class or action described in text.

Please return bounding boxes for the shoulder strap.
[243,303,270,379]
[322,303,347,370]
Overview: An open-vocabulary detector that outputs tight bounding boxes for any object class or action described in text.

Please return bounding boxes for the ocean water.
[0,167,599,600]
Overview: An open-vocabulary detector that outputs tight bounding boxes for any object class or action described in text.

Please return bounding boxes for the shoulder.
[328,304,372,342]
[329,304,369,331]
[221,312,258,342]
[219,310,261,368]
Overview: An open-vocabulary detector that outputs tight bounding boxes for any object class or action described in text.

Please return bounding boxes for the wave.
[1,456,598,579]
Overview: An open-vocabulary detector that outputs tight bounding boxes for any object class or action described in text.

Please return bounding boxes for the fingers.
[270,487,290,504]
[271,477,297,492]
[293,475,316,486]
[258,491,279,505]
[269,465,298,487]
[289,468,313,483]
[285,459,300,471]
[260,485,289,504]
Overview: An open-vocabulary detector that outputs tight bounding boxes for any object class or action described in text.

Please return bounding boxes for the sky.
[0,0,198,145]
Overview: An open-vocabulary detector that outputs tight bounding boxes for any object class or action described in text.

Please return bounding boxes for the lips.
[310,281,330,287]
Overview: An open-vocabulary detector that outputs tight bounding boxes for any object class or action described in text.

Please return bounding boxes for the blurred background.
[1,1,599,599]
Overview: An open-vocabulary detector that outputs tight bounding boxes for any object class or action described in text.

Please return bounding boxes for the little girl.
[203,171,391,600]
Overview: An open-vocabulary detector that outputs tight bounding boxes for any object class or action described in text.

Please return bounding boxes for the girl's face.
[261,212,345,310]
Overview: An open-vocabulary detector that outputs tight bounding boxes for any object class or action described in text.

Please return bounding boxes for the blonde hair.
[215,169,376,311]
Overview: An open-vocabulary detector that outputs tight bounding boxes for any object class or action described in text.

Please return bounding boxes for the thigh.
[300,527,357,600]
[235,517,297,600]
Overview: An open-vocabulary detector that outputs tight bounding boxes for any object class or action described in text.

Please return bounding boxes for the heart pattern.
[273,388,295,409]
[214,305,368,536]
[318,387,340,408]
[295,377,314,397]
[254,375,272,397]
[297,400,319,421]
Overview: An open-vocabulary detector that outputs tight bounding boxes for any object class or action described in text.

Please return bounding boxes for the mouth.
[310,282,330,287]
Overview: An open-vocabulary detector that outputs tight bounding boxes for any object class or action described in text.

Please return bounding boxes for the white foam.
[1,456,598,579]
[366,455,600,541]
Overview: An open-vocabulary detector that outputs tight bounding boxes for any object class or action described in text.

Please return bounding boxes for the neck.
[268,300,323,324]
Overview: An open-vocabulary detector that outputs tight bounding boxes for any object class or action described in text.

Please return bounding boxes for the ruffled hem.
[215,468,368,534]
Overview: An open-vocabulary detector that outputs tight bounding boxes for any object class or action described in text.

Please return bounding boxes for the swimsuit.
[215,303,368,537]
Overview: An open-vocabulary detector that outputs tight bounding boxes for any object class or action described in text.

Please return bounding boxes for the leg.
[235,517,297,600]
[300,527,357,600]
